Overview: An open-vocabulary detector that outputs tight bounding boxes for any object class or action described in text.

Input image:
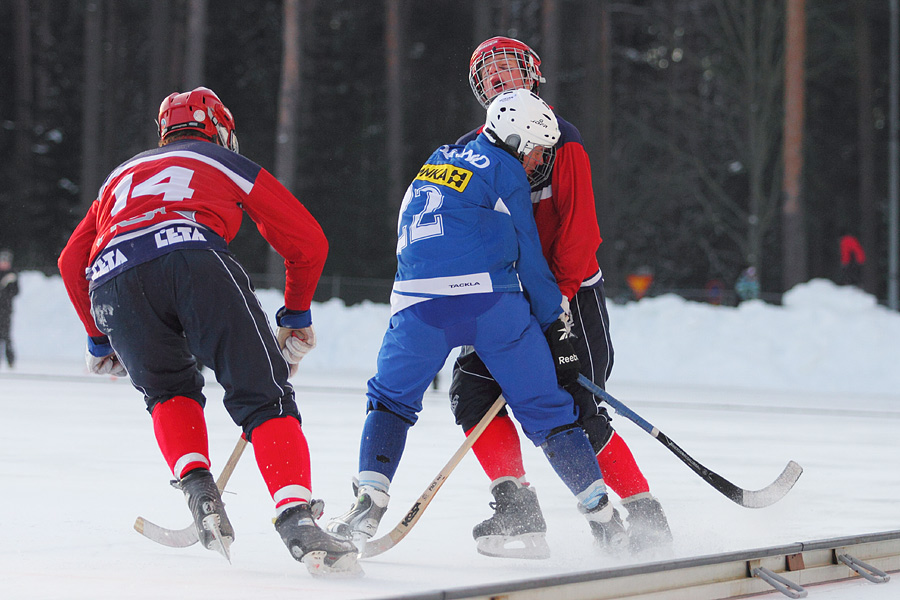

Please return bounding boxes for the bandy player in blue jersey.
[58,87,359,576]
[326,89,622,556]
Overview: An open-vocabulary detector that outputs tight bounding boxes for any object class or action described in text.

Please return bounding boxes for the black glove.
[544,317,581,387]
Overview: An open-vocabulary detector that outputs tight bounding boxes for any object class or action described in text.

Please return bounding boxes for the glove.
[545,316,581,387]
[275,307,317,377]
[277,325,316,377]
[86,336,127,377]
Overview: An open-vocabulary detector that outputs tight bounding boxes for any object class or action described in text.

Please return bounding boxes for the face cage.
[523,145,556,190]
[215,122,239,153]
[470,48,537,109]
[209,108,239,153]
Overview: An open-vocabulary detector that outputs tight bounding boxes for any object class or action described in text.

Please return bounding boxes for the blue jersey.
[390,133,562,331]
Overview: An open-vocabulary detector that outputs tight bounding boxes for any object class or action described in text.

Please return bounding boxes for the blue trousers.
[366,292,577,445]
[450,282,617,453]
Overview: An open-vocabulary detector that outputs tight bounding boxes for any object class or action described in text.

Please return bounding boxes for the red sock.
[251,416,312,513]
[597,432,650,498]
[467,414,527,482]
[151,396,210,479]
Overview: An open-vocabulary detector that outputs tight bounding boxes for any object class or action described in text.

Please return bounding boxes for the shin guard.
[251,416,312,514]
[151,396,210,479]
[357,408,411,486]
[468,414,527,482]
[597,432,650,498]
[541,426,607,501]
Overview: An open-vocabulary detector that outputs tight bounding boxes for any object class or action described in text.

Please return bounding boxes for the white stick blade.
[741,461,803,508]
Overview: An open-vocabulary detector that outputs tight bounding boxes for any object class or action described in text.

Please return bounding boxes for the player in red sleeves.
[58,87,359,576]
[450,38,673,559]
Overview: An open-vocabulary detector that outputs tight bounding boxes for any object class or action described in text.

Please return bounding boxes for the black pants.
[449,282,616,453]
[90,249,298,437]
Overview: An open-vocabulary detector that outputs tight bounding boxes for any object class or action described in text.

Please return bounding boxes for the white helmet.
[484,89,559,155]
[484,89,559,187]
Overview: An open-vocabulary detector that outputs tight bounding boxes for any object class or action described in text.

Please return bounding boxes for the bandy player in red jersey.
[449,38,673,559]
[58,87,360,576]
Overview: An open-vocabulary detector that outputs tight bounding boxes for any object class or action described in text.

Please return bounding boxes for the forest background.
[1,0,895,306]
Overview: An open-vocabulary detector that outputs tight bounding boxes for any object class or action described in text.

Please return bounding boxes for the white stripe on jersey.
[99,150,254,197]
[105,218,201,248]
[530,185,552,205]
[390,272,495,315]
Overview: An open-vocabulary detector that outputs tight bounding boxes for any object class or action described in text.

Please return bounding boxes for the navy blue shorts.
[90,249,298,437]
[449,282,616,452]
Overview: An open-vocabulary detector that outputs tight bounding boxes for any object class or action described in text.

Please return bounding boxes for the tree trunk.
[585,0,616,289]
[81,0,103,211]
[855,0,877,295]
[470,0,491,123]
[183,0,207,89]
[385,0,404,224]
[13,0,34,202]
[266,0,303,289]
[540,0,559,104]
[148,0,170,147]
[782,0,808,292]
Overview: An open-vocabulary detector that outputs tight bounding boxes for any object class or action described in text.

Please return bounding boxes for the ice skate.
[175,468,234,561]
[473,478,550,559]
[326,484,390,553]
[275,503,363,577]
[579,495,628,555]
[622,493,673,555]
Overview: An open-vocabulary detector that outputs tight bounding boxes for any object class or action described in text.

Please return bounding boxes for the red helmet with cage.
[469,36,545,109]
[157,87,239,153]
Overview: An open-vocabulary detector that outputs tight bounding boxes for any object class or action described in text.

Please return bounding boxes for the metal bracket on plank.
[750,562,808,599]
[837,552,892,583]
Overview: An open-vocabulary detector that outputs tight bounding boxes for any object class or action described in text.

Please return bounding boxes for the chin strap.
[483,128,523,160]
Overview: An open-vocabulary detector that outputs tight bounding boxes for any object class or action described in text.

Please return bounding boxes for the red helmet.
[469,37,545,109]
[157,87,239,153]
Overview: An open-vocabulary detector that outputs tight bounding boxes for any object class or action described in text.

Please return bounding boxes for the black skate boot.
[275,503,363,577]
[622,493,673,554]
[473,478,550,559]
[175,468,234,561]
[326,484,390,553]
[579,495,628,555]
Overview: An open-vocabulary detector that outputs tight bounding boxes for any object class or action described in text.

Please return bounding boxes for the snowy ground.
[1,274,898,599]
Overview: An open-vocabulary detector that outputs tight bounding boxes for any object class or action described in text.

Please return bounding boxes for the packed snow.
[1,273,897,599]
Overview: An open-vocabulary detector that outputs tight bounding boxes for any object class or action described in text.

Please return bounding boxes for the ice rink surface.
[1,365,897,599]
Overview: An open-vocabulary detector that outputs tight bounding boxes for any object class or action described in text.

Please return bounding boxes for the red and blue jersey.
[59,140,327,337]
[457,115,602,301]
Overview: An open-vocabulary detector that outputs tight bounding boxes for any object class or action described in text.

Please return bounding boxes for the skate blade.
[301,550,365,578]
[629,532,675,558]
[351,532,369,556]
[593,531,629,557]
[476,533,551,560]
[201,514,233,563]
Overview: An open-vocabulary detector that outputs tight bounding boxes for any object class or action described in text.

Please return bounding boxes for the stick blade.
[134,516,200,548]
[740,460,803,508]
[359,531,398,559]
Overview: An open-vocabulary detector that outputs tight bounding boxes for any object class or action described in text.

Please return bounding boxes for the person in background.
[735,266,760,302]
[327,90,622,558]
[57,87,359,576]
[449,37,672,559]
[839,231,865,286]
[0,249,19,369]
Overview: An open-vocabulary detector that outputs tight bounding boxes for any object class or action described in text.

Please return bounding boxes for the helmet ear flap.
[157,87,237,152]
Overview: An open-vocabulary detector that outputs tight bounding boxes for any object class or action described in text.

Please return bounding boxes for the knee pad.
[449,353,506,431]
